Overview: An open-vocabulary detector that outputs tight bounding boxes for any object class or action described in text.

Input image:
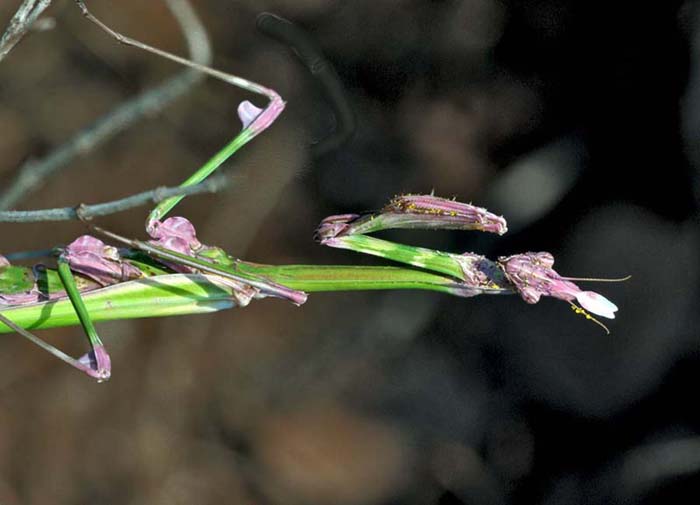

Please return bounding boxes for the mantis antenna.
[561,275,632,282]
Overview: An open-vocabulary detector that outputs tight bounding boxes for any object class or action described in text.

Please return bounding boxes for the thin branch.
[0,174,231,223]
[0,313,86,372]
[0,0,212,210]
[0,0,52,63]
[75,0,277,99]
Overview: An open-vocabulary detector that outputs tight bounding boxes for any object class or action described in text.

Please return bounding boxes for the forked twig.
[0,0,211,210]
[0,174,232,223]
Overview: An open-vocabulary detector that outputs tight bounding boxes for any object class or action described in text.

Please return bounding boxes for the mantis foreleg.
[55,257,111,381]
[0,258,112,381]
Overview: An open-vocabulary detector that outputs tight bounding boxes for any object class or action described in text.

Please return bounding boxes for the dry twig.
[0,174,231,223]
[0,0,212,210]
[0,0,53,63]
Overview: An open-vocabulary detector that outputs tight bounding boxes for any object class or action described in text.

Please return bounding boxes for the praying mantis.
[0,2,623,382]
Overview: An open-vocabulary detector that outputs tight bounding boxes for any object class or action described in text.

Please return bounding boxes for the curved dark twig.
[256,12,356,158]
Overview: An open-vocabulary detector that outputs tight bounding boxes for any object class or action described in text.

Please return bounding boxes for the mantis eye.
[575,291,618,319]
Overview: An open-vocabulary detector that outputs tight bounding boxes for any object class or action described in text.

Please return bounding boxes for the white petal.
[575,291,618,319]
[237,100,263,129]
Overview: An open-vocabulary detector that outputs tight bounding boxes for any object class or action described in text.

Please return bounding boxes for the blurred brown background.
[1,1,699,504]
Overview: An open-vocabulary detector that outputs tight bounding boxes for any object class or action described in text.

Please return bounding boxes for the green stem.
[237,263,470,294]
[0,263,511,334]
[148,128,253,222]
[56,258,103,348]
[325,235,469,281]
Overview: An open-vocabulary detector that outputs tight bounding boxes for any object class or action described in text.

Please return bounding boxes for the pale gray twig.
[0,0,52,63]
[0,174,231,223]
[0,313,84,371]
[76,0,276,98]
[0,0,212,210]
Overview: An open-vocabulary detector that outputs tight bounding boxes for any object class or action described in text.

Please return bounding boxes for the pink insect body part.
[498,252,619,330]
